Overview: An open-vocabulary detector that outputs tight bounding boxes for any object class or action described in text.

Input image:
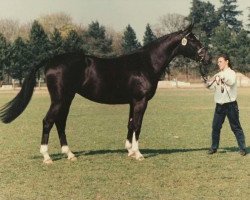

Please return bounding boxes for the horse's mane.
[144,30,184,49]
[121,29,183,56]
[86,29,184,59]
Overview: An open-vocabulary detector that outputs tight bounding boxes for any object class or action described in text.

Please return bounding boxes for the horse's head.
[178,24,211,65]
[177,24,211,81]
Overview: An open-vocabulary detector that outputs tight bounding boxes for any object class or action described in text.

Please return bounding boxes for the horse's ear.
[183,23,194,34]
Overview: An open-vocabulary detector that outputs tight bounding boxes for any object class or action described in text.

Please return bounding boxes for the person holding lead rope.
[206,54,247,156]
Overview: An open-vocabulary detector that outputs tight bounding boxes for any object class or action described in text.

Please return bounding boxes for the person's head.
[217,54,232,71]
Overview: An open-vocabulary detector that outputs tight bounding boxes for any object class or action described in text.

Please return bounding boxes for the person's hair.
[218,53,232,68]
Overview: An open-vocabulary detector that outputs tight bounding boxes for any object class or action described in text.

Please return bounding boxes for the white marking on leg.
[61,145,77,161]
[40,145,52,164]
[131,132,138,152]
[125,139,134,157]
[126,118,134,156]
[131,132,144,160]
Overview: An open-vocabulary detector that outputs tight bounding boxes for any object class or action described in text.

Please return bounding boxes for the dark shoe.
[239,149,247,156]
[207,148,217,155]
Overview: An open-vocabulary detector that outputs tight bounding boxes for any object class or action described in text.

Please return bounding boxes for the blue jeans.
[211,101,246,150]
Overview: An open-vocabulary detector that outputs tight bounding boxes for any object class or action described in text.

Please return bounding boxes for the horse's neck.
[150,34,181,75]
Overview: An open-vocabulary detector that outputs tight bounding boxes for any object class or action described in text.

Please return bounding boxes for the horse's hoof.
[128,152,135,157]
[43,159,53,164]
[136,156,144,161]
[68,156,77,161]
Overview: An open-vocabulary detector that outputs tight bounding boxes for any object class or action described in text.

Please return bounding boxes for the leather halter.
[181,33,207,82]
[181,33,206,62]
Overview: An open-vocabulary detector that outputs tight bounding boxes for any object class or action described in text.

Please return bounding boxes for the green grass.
[1,88,250,200]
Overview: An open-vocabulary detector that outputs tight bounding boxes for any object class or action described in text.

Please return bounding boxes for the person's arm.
[205,73,220,90]
[220,70,236,86]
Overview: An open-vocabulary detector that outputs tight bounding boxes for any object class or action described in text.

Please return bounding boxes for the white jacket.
[207,67,237,104]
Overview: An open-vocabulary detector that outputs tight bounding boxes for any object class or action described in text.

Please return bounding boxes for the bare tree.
[247,7,250,30]
[0,19,20,42]
[37,12,76,37]
[18,23,32,41]
[106,27,123,55]
[154,13,187,37]
[153,14,194,81]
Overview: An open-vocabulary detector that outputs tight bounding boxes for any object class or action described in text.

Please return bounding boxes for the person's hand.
[219,74,225,83]
[215,75,220,85]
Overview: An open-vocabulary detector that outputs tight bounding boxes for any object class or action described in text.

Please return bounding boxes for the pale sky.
[0,0,249,41]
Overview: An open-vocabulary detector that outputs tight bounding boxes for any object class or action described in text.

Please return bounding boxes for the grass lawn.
[0,88,250,199]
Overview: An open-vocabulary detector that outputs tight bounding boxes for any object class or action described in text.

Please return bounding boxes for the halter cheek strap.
[197,47,205,54]
[197,47,205,61]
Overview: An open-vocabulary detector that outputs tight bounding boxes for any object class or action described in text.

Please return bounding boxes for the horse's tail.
[0,61,46,123]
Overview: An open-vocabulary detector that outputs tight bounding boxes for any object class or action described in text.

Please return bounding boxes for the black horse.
[0,24,210,163]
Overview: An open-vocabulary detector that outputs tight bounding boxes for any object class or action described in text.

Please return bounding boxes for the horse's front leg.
[126,98,148,161]
[125,103,134,157]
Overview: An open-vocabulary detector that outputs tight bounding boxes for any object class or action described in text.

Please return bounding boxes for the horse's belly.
[77,87,130,104]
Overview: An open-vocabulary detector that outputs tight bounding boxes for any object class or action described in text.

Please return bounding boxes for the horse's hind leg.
[40,94,75,163]
[40,102,60,164]
[55,97,76,161]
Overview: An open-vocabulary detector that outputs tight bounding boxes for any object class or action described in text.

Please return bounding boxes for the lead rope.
[206,79,216,88]
[206,76,232,102]
[199,65,208,83]
[221,80,232,102]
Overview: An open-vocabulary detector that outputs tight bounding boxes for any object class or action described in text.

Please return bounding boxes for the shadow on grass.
[75,146,250,158]
[55,148,209,159]
[31,146,249,161]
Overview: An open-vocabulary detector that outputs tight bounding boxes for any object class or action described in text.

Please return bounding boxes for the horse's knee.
[43,118,53,131]
[128,119,142,133]
[127,120,134,130]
